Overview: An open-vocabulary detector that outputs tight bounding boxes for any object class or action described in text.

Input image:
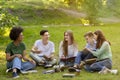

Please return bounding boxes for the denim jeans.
[7,57,36,71]
[74,51,96,65]
[84,58,112,72]
[59,60,74,67]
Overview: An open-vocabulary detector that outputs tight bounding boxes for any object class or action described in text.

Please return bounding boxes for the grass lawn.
[0,24,120,80]
[0,1,120,80]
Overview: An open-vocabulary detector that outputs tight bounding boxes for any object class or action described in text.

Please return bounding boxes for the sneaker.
[6,68,12,73]
[44,64,52,68]
[12,72,19,79]
[20,71,28,74]
[53,65,61,72]
[110,70,118,75]
[68,67,80,72]
[98,67,109,74]
[79,61,85,69]
[60,65,65,71]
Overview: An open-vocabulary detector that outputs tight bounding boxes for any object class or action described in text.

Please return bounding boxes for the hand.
[31,50,41,53]
[61,55,65,59]
[29,60,36,64]
[14,54,22,59]
[43,55,52,60]
[85,48,91,52]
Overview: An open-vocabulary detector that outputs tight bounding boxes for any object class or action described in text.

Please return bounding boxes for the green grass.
[0,1,120,80]
[0,24,120,80]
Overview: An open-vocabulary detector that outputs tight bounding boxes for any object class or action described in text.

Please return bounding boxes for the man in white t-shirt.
[30,30,56,68]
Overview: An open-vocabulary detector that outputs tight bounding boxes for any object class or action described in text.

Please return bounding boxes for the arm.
[87,41,109,57]
[22,50,36,64]
[6,53,22,62]
[31,46,41,53]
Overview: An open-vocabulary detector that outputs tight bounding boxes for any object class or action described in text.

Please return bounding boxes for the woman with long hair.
[59,30,78,69]
[85,30,117,74]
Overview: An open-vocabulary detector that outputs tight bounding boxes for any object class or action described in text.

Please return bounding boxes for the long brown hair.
[94,30,110,49]
[62,30,76,57]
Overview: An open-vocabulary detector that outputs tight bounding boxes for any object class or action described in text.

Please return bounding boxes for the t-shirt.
[5,42,26,56]
[85,40,96,51]
[34,40,55,57]
[59,41,78,58]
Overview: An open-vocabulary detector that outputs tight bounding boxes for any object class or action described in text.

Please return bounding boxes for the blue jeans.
[85,58,112,72]
[74,51,96,65]
[59,60,74,67]
[7,57,36,71]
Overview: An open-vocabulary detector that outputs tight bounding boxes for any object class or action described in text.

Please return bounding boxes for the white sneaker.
[6,68,12,73]
[20,71,28,74]
[98,67,109,74]
[53,65,59,69]
[110,70,118,75]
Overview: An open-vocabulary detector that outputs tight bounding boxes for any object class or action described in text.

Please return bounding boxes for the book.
[62,73,75,78]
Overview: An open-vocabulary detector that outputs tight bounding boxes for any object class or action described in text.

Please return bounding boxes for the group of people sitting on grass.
[5,26,118,79]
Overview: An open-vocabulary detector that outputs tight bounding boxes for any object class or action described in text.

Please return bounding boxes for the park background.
[0,0,120,80]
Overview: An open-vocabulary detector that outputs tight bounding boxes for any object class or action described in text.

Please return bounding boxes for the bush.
[0,2,19,36]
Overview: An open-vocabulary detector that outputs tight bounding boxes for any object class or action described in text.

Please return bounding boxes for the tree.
[0,1,18,36]
[82,0,102,25]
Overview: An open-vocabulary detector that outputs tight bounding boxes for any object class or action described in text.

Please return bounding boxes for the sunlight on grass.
[0,51,6,64]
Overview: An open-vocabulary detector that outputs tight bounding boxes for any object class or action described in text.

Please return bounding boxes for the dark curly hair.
[9,27,23,41]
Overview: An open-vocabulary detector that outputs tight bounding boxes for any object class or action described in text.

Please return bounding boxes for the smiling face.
[16,32,24,42]
[85,35,94,44]
[42,32,50,41]
[64,32,68,41]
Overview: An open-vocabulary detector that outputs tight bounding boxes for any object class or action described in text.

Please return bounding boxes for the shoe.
[38,61,46,66]
[6,68,12,73]
[79,61,85,69]
[20,71,28,74]
[27,70,38,73]
[110,70,118,75]
[60,65,65,71]
[44,64,52,68]
[12,72,19,79]
[68,67,80,72]
[98,67,109,74]
[53,65,61,72]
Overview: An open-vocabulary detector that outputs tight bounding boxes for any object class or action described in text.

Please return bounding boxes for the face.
[85,36,94,43]
[17,32,24,42]
[42,32,50,40]
[94,34,98,40]
[64,32,69,41]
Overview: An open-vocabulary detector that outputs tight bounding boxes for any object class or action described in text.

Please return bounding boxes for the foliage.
[0,1,120,80]
[0,1,19,36]
[106,0,120,17]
